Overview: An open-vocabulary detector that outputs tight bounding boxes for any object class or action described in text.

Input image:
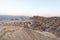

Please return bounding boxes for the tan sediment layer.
[0,26,57,40]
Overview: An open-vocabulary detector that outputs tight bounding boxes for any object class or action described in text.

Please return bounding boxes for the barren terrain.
[0,16,60,40]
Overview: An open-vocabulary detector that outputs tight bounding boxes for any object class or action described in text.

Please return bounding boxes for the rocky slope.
[29,16,60,37]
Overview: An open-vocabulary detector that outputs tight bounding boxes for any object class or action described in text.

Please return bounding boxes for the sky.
[0,0,60,16]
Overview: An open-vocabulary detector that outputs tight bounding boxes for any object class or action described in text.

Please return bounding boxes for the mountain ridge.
[0,15,29,20]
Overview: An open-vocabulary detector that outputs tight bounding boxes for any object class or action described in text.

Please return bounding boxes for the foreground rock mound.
[0,26,56,40]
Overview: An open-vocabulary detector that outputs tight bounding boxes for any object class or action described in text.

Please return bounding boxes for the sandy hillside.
[0,26,57,40]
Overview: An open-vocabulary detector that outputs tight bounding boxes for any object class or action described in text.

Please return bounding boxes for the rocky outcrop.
[29,16,60,37]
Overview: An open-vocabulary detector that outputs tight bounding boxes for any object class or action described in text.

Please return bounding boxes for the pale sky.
[0,0,60,16]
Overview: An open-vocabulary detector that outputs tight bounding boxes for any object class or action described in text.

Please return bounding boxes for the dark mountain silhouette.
[0,15,29,20]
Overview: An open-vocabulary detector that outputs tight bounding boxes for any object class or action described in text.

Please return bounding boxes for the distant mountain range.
[0,15,30,20]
